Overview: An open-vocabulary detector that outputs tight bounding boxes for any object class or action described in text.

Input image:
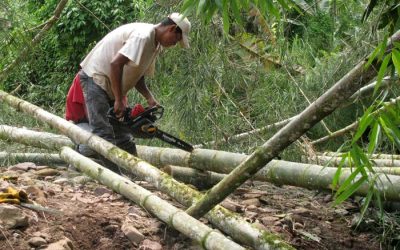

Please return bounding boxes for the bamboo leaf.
[352,107,375,144]
[332,153,348,190]
[367,122,380,155]
[334,175,367,205]
[335,167,361,198]
[392,49,400,75]
[222,0,230,34]
[196,0,207,16]
[373,54,391,96]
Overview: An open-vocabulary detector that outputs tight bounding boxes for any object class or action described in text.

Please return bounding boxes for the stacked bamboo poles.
[0,94,293,250]
[136,146,400,200]
[60,146,244,250]
[3,125,400,200]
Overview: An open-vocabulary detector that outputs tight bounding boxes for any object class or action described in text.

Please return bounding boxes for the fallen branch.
[311,95,400,145]
[0,96,293,250]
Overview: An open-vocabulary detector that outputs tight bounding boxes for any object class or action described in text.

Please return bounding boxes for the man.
[76,13,191,172]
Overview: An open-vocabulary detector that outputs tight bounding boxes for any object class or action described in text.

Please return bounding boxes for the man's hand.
[114,100,126,118]
[147,97,159,108]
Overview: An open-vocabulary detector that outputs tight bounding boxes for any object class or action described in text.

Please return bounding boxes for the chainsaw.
[107,104,194,152]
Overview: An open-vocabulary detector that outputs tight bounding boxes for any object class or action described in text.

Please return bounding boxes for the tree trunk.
[0,99,293,250]
[60,146,245,250]
[185,30,400,218]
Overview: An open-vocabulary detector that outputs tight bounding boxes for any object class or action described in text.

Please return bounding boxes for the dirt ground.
[0,162,384,250]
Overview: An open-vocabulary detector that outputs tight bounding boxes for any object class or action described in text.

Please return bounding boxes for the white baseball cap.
[168,13,191,48]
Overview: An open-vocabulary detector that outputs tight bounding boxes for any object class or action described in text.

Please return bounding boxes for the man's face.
[160,25,182,47]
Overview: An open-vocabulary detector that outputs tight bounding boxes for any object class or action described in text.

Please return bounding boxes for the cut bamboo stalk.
[4,126,400,200]
[314,155,400,168]
[158,165,400,194]
[137,146,400,198]
[60,146,244,250]
[320,151,400,160]
[162,165,225,189]
[0,125,75,150]
[186,31,400,218]
[0,96,293,250]
[0,152,64,165]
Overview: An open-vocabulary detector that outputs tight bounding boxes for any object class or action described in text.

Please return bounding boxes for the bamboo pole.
[314,155,400,168]
[0,152,64,165]
[0,125,75,150]
[186,31,400,219]
[0,97,293,250]
[137,146,400,199]
[59,147,244,250]
[0,0,69,84]
[159,165,400,195]
[321,151,400,160]
[162,165,226,189]
[4,126,400,200]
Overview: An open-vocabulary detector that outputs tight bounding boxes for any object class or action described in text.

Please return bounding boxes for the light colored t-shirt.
[80,23,161,99]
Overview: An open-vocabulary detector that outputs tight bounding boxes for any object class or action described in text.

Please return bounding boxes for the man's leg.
[78,71,122,174]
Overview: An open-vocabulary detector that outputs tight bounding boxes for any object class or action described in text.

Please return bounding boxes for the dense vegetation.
[1,0,400,246]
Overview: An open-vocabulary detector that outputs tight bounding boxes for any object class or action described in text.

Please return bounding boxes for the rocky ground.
[0,161,385,250]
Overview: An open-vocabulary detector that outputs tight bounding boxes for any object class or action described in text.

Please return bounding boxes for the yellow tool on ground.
[0,187,28,204]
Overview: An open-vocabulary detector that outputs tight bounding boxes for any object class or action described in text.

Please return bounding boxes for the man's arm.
[135,76,158,107]
[110,53,130,117]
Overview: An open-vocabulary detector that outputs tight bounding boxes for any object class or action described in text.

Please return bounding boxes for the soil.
[0,162,384,250]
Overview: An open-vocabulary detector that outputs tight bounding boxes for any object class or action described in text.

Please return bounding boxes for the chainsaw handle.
[107,107,131,122]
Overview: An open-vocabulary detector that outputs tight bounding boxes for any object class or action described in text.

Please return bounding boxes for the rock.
[140,239,163,250]
[0,204,29,229]
[53,178,69,184]
[260,216,280,225]
[28,236,47,247]
[242,198,261,206]
[26,185,47,204]
[35,168,59,177]
[72,176,92,185]
[45,237,73,250]
[93,187,113,196]
[8,162,36,171]
[121,223,145,244]
[32,231,51,241]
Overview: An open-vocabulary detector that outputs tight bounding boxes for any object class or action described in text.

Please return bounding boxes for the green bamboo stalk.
[60,146,244,250]
[0,98,293,250]
[185,31,400,218]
